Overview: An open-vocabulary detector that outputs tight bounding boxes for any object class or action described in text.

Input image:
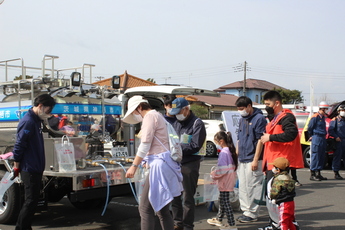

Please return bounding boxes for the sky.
[1,0,344,105]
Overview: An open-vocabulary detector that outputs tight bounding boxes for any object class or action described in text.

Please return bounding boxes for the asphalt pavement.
[1,158,344,230]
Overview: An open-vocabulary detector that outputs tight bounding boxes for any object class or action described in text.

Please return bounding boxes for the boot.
[316,170,327,180]
[310,171,321,181]
[334,171,343,180]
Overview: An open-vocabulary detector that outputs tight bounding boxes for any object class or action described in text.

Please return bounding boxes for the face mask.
[176,113,186,121]
[167,108,173,115]
[267,114,275,121]
[38,107,50,120]
[340,111,345,117]
[238,109,249,117]
[132,113,143,123]
[272,167,279,174]
[215,144,222,150]
[265,105,275,115]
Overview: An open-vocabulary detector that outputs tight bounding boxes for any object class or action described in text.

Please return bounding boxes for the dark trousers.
[332,141,345,172]
[290,168,298,182]
[172,160,200,230]
[15,171,43,230]
[139,176,174,230]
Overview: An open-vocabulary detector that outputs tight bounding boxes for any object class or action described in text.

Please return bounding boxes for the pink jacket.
[210,147,237,192]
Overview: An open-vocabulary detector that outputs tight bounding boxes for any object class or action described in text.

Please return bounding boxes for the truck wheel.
[303,146,311,168]
[206,141,217,157]
[303,146,330,168]
[0,170,21,224]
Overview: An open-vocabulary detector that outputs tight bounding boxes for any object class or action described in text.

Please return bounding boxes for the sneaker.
[207,218,222,226]
[219,224,238,230]
[295,181,303,186]
[293,221,301,230]
[257,226,273,230]
[310,175,321,181]
[238,216,258,223]
[236,215,246,221]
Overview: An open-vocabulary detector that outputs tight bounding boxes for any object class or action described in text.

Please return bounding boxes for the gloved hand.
[10,167,20,180]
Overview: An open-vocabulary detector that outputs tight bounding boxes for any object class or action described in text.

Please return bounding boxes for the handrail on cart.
[0,57,24,82]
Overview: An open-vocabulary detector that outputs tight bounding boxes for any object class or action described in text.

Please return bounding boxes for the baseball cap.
[269,157,290,170]
[123,96,148,124]
[170,97,189,115]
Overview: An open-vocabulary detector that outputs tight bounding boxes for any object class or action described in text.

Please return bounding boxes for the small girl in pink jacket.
[207,131,238,230]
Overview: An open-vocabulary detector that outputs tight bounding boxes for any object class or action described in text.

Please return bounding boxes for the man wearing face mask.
[327,105,345,180]
[307,101,329,181]
[163,94,177,125]
[12,94,56,230]
[235,96,266,223]
[260,91,304,174]
[169,97,206,230]
[260,91,303,230]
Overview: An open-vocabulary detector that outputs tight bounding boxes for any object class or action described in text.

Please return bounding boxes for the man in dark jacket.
[12,94,56,230]
[170,97,206,230]
[327,105,345,180]
[307,101,329,181]
[236,96,266,223]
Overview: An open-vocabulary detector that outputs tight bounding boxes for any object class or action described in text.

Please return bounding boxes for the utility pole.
[163,77,171,84]
[243,61,247,96]
[233,61,250,96]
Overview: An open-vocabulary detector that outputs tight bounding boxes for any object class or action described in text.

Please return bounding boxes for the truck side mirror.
[112,75,120,89]
[71,72,81,87]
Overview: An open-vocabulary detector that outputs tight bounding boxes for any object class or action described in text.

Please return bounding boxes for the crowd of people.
[11,90,344,230]
[47,113,117,137]
[122,91,305,230]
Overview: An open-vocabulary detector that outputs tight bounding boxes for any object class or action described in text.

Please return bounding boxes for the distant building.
[94,70,156,92]
[214,78,286,104]
[187,94,259,119]
[94,74,284,119]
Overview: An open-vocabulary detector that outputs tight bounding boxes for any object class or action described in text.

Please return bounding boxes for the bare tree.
[318,94,336,105]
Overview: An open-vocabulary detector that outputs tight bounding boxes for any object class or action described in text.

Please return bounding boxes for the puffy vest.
[263,109,304,170]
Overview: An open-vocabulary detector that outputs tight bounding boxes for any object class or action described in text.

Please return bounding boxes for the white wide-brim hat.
[123,96,148,124]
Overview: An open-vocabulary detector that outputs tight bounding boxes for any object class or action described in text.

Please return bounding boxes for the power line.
[2,64,345,82]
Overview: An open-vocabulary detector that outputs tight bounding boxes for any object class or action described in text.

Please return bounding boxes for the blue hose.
[98,162,140,216]
[116,162,139,204]
[98,163,110,216]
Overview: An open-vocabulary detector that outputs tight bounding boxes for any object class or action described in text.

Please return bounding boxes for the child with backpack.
[207,131,238,230]
[269,157,297,230]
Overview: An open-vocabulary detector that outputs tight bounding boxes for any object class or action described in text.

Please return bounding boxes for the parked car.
[202,119,225,157]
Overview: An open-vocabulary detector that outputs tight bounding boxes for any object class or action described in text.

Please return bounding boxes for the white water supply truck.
[0,55,218,224]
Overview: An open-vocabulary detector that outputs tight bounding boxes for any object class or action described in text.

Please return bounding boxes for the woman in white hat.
[123,96,183,230]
